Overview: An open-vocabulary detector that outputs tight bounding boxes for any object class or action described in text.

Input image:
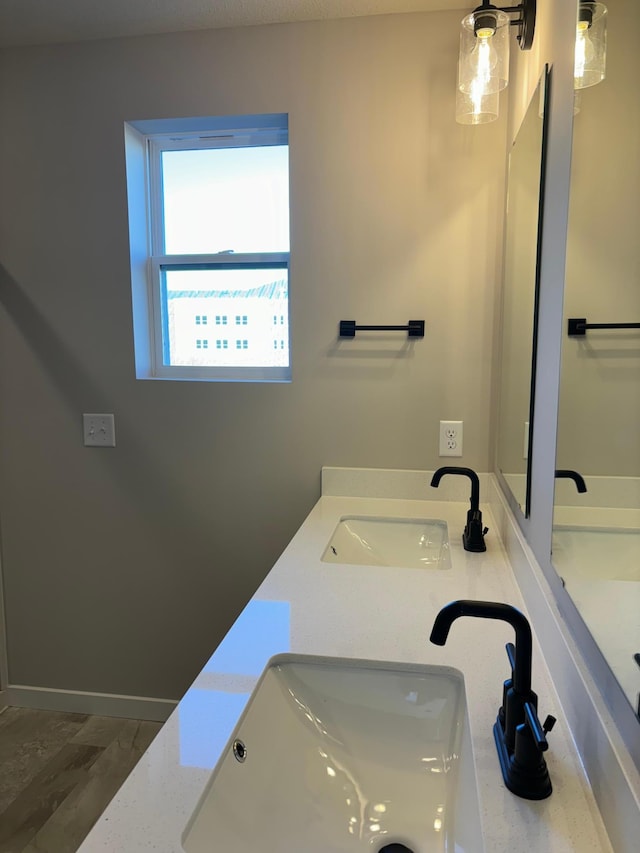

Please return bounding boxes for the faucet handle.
[508,702,556,799]
[505,642,516,675]
[543,714,557,735]
[524,701,556,750]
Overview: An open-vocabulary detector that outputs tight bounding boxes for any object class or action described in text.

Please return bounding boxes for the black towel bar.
[339,320,425,339]
[568,318,640,336]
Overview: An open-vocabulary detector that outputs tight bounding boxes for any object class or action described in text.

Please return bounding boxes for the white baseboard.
[5,684,176,722]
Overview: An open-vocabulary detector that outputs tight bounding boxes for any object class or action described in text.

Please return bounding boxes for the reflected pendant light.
[456,0,537,125]
[574,2,607,89]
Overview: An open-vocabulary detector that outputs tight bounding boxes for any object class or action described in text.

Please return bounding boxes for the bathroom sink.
[182,654,482,853]
[552,526,640,581]
[321,516,451,569]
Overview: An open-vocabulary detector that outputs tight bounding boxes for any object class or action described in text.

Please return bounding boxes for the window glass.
[164,267,288,368]
[161,146,289,255]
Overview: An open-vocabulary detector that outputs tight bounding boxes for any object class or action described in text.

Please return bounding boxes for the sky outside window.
[161,145,290,254]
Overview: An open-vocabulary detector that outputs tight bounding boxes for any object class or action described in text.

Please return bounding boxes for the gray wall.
[0,11,506,700]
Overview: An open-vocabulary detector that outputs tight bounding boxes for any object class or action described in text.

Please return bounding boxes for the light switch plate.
[83,413,116,447]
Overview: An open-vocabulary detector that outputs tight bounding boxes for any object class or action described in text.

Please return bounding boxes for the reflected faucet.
[555,469,587,493]
[430,600,556,800]
[430,467,488,552]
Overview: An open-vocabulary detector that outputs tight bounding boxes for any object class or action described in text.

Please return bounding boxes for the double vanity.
[76,467,626,853]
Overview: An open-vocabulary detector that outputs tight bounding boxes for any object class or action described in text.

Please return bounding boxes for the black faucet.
[430,467,488,552]
[430,600,556,800]
[555,469,587,493]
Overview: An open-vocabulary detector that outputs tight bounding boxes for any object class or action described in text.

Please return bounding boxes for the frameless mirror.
[552,0,640,717]
[497,70,549,516]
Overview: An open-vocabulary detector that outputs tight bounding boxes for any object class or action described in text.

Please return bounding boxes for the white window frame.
[124,114,290,383]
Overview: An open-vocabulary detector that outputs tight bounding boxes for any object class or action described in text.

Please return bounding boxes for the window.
[124,114,290,382]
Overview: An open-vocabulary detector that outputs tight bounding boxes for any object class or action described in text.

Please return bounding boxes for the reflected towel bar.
[339,320,425,338]
[568,318,640,336]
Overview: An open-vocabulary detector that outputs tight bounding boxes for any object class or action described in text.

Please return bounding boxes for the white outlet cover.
[439,420,463,457]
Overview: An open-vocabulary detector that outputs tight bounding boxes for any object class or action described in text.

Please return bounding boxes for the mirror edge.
[524,62,552,518]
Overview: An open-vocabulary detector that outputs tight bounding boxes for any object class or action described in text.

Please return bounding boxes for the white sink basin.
[321,516,451,569]
[552,526,640,581]
[182,654,482,853]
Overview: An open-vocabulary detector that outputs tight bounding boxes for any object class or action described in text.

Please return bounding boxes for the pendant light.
[456,87,500,126]
[456,0,537,125]
[574,2,607,89]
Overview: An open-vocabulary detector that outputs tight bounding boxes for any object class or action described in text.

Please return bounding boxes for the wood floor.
[0,705,163,853]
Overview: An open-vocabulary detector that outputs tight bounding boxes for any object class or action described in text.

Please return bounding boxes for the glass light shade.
[458,10,510,97]
[573,89,582,114]
[456,86,499,125]
[574,2,607,89]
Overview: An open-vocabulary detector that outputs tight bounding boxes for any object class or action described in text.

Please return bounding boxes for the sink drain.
[232,738,247,763]
[378,845,415,853]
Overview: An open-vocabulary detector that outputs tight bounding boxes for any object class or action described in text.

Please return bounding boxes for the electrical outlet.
[439,420,463,457]
[83,413,116,447]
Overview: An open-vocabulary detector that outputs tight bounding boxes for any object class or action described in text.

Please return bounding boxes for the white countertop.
[78,491,613,852]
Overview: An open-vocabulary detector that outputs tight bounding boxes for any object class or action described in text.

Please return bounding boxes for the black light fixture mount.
[502,0,537,51]
[473,0,536,50]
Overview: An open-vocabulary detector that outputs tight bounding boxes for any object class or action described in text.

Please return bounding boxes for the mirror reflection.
[498,72,548,516]
[552,0,640,716]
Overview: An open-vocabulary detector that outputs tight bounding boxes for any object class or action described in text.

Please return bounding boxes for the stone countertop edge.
[77,473,614,853]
